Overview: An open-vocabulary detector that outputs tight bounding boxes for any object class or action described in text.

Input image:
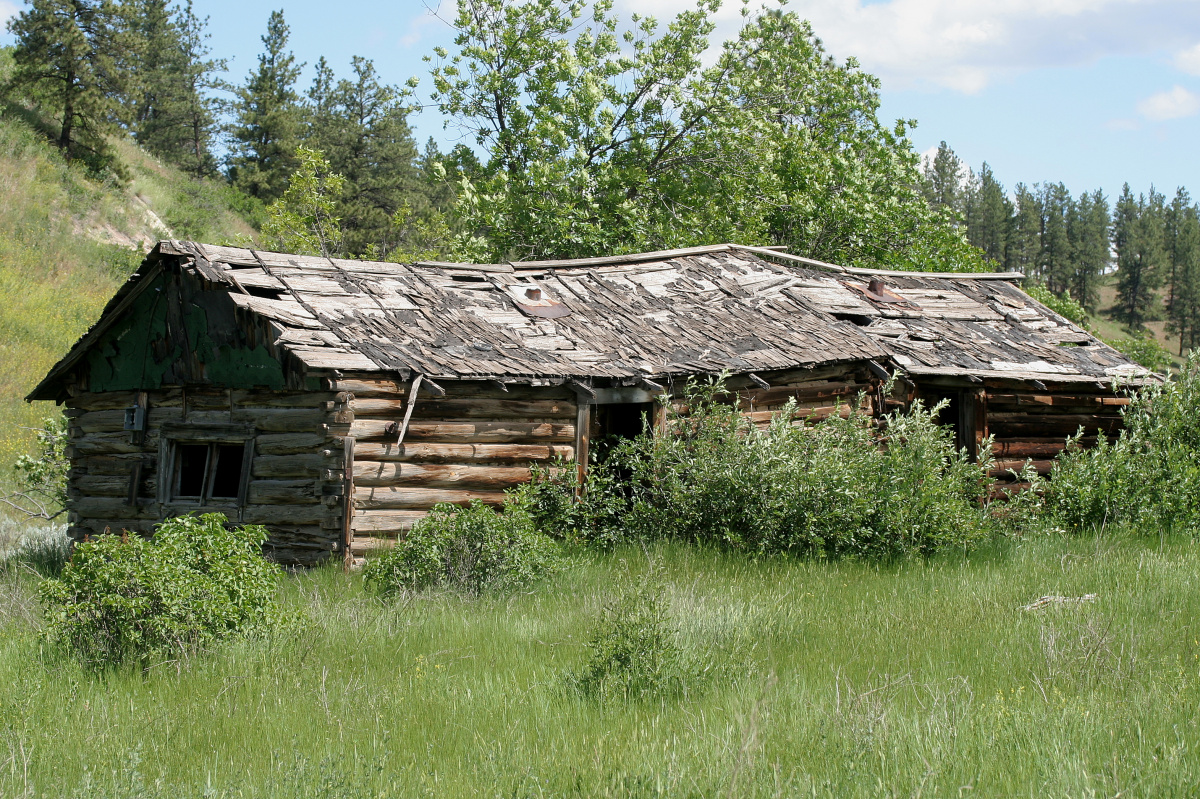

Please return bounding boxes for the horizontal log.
[74,408,184,434]
[184,409,330,433]
[724,364,867,390]
[256,432,327,456]
[233,390,338,408]
[354,462,532,489]
[247,480,321,505]
[72,519,156,537]
[744,404,856,425]
[68,390,182,412]
[241,504,337,525]
[351,398,575,420]
[351,511,428,533]
[353,442,574,463]
[70,474,156,498]
[68,431,160,456]
[987,393,1130,407]
[252,454,330,478]
[354,487,507,510]
[990,459,1054,476]
[350,420,574,443]
[990,437,1099,457]
[988,412,1122,427]
[736,381,867,407]
[329,378,407,397]
[350,536,399,553]
[83,454,157,476]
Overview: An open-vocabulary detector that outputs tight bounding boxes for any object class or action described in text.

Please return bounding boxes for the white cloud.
[0,1,18,27]
[615,0,1200,93]
[1137,85,1200,120]
[1175,42,1200,75]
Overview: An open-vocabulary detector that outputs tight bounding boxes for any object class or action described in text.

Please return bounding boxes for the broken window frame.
[157,423,255,516]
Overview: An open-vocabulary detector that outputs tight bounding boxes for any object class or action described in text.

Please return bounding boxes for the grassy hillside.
[1094,275,1189,369]
[0,113,258,496]
[0,530,1197,796]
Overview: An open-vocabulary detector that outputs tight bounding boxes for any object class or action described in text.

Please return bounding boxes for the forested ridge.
[1,0,1196,356]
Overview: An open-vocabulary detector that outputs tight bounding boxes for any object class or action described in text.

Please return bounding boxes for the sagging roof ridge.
[413,242,1025,281]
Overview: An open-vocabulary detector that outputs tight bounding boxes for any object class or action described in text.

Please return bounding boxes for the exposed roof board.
[27,240,1151,400]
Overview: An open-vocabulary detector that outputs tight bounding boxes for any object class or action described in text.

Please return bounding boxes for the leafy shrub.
[534,379,994,558]
[363,501,562,597]
[40,513,282,669]
[1103,329,1173,374]
[1048,352,1200,532]
[1025,284,1090,328]
[3,415,68,520]
[570,574,690,703]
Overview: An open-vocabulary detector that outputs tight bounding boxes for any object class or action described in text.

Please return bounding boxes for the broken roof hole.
[833,313,873,327]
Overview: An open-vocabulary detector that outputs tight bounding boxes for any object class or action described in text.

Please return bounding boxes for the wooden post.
[342,435,355,569]
[973,388,988,463]
[574,401,591,494]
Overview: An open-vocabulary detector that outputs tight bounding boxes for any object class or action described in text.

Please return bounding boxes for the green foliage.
[122,0,225,178]
[532,379,994,558]
[1104,329,1173,373]
[1048,352,1200,532]
[570,571,690,703]
[429,0,983,270]
[1024,283,1091,329]
[39,513,282,669]
[226,9,302,202]
[262,146,345,257]
[363,501,562,597]
[6,0,125,171]
[1112,184,1166,329]
[3,415,68,520]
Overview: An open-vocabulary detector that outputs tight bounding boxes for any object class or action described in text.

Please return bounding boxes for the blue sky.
[2,0,1199,201]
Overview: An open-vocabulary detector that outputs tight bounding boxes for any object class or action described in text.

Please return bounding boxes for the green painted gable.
[84,272,287,392]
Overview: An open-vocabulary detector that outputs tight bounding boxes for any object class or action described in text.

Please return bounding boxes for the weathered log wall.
[338,378,577,555]
[984,384,1128,480]
[63,387,351,565]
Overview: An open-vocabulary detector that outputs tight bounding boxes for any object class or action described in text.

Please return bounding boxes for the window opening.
[171,442,247,504]
[175,444,209,498]
[919,389,965,452]
[208,444,246,499]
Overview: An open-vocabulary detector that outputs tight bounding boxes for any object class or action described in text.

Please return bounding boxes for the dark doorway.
[918,389,966,452]
[592,402,654,461]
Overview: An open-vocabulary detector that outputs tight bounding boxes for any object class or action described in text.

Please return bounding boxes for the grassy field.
[0,524,1198,797]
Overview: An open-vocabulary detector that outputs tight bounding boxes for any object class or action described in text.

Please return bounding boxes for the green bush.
[1103,329,1173,374]
[1048,352,1200,532]
[570,577,687,703]
[40,513,282,669]
[362,501,562,597]
[534,379,994,558]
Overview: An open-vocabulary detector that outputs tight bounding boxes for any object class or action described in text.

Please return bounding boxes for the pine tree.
[7,0,125,164]
[226,9,302,202]
[1009,184,1043,277]
[1112,185,1166,329]
[922,141,965,215]
[963,162,1011,267]
[1068,189,1109,312]
[303,56,425,258]
[121,0,223,176]
[1039,183,1073,295]
[1164,192,1200,353]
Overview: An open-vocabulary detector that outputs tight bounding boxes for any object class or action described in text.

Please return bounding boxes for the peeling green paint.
[84,274,286,391]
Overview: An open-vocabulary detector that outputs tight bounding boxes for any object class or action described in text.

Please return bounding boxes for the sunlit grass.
[0,529,1197,796]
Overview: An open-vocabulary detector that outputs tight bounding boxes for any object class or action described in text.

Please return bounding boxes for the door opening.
[593,402,654,456]
[918,389,966,452]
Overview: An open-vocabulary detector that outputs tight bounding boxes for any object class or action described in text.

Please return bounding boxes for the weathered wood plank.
[354,487,506,510]
[987,393,1130,407]
[353,462,532,489]
[351,511,428,533]
[69,431,161,456]
[256,432,327,455]
[353,442,574,463]
[349,420,575,443]
[247,479,321,504]
[252,454,329,478]
[350,398,575,420]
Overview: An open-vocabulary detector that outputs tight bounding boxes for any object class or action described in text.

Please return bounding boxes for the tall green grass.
[0,529,1197,796]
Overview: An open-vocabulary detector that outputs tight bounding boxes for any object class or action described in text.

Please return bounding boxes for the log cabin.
[28,241,1154,564]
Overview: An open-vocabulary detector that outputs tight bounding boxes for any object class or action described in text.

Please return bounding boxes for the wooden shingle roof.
[29,240,1151,399]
